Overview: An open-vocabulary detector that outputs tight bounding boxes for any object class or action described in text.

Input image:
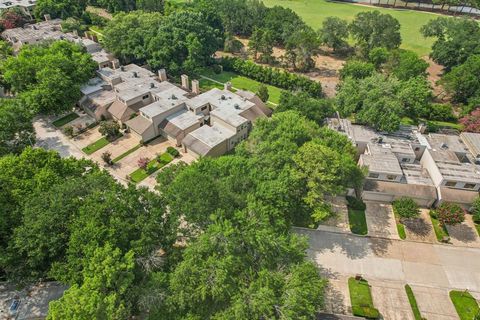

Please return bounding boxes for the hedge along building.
[79,64,272,158]
[327,116,480,209]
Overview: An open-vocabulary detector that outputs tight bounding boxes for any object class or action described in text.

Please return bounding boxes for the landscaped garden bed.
[430,202,466,243]
[392,198,420,240]
[348,277,380,319]
[346,196,368,235]
[129,148,178,183]
[450,290,480,320]
[52,112,79,127]
[405,284,424,320]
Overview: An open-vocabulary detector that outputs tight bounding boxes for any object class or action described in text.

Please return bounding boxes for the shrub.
[472,197,480,223]
[219,57,323,98]
[158,152,174,165]
[393,197,420,219]
[99,121,120,140]
[437,202,465,226]
[63,125,74,137]
[426,103,456,122]
[351,306,380,319]
[138,157,150,170]
[101,151,112,165]
[166,146,180,158]
[346,196,366,211]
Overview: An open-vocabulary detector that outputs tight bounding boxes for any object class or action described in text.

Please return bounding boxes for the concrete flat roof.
[167,109,202,130]
[426,133,469,154]
[211,107,247,127]
[188,123,235,148]
[188,88,255,111]
[461,132,480,158]
[361,144,403,175]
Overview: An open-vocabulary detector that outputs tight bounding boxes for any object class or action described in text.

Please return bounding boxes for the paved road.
[296,227,480,319]
[33,117,85,159]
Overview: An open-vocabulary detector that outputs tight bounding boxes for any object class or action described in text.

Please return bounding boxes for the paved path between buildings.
[296,227,480,319]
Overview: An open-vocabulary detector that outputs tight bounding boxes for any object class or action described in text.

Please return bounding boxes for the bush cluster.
[436,202,465,226]
[219,57,323,98]
[167,146,180,158]
[352,305,380,319]
[393,197,420,219]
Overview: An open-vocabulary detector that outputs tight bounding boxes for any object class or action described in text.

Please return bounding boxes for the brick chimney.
[44,14,51,21]
[224,81,232,91]
[191,80,200,95]
[181,74,189,90]
[158,69,167,82]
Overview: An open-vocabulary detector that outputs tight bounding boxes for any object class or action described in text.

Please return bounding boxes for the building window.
[401,158,409,163]
[445,181,456,187]
[464,183,476,189]
[386,175,396,180]
[369,173,379,179]
[414,147,420,152]
[142,94,149,100]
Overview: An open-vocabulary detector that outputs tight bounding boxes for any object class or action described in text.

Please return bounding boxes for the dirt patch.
[217,38,345,98]
[424,56,449,101]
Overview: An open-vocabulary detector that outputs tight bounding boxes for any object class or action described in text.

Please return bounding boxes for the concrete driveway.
[403,209,437,243]
[89,132,139,161]
[319,196,350,233]
[446,214,480,248]
[297,228,480,318]
[364,202,399,240]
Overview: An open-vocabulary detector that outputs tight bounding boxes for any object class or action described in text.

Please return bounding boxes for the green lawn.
[53,113,79,127]
[430,211,449,242]
[348,278,380,318]
[129,152,174,183]
[262,0,438,56]
[475,223,480,237]
[112,144,141,163]
[450,290,480,320]
[201,69,283,105]
[405,284,423,320]
[348,208,368,235]
[393,211,407,240]
[88,26,105,41]
[82,137,110,155]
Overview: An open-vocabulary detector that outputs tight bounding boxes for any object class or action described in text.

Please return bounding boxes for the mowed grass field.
[262,0,437,56]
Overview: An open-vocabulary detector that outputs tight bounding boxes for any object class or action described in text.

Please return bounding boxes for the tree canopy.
[421,17,480,70]
[1,40,96,114]
[349,11,401,54]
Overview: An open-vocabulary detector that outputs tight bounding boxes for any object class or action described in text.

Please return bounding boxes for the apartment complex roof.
[0,0,36,9]
[360,144,403,176]
[461,132,480,158]
[125,115,151,135]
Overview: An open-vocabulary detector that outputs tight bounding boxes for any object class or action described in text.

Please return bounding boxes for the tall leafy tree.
[261,5,305,46]
[319,17,349,52]
[0,98,34,156]
[34,0,87,19]
[47,244,136,320]
[442,54,480,103]
[276,91,335,124]
[421,17,480,70]
[349,11,401,54]
[285,27,320,71]
[1,40,96,114]
[384,49,429,81]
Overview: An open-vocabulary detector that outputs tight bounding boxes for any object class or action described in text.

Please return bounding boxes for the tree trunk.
[393,0,397,6]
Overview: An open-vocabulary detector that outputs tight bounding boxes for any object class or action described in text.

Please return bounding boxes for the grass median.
[82,137,110,155]
[53,113,79,127]
[450,290,480,320]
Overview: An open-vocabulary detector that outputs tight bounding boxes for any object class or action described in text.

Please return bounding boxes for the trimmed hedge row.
[351,306,380,319]
[219,57,323,98]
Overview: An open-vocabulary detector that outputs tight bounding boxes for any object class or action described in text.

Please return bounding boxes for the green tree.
[99,120,120,140]
[442,55,480,103]
[102,11,163,63]
[276,91,334,124]
[350,11,401,54]
[147,11,223,73]
[421,17,480,70]
[384,49,429,80]
[136,0,164,12]
[319,17,349,52]
[257,84,269,102]
[1,41,96,115]
[294,140,363,221]
[397,76,432,119]
[339,59,375,80]
[164,211,326,319]
[34,0,87,19]
[285,27,320,71]
[336,73,403,132]
[0,98,34,156]
[368,47,390,70]
[261,5,305,46]
[249,27,274,63]
[47,244,135,320]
